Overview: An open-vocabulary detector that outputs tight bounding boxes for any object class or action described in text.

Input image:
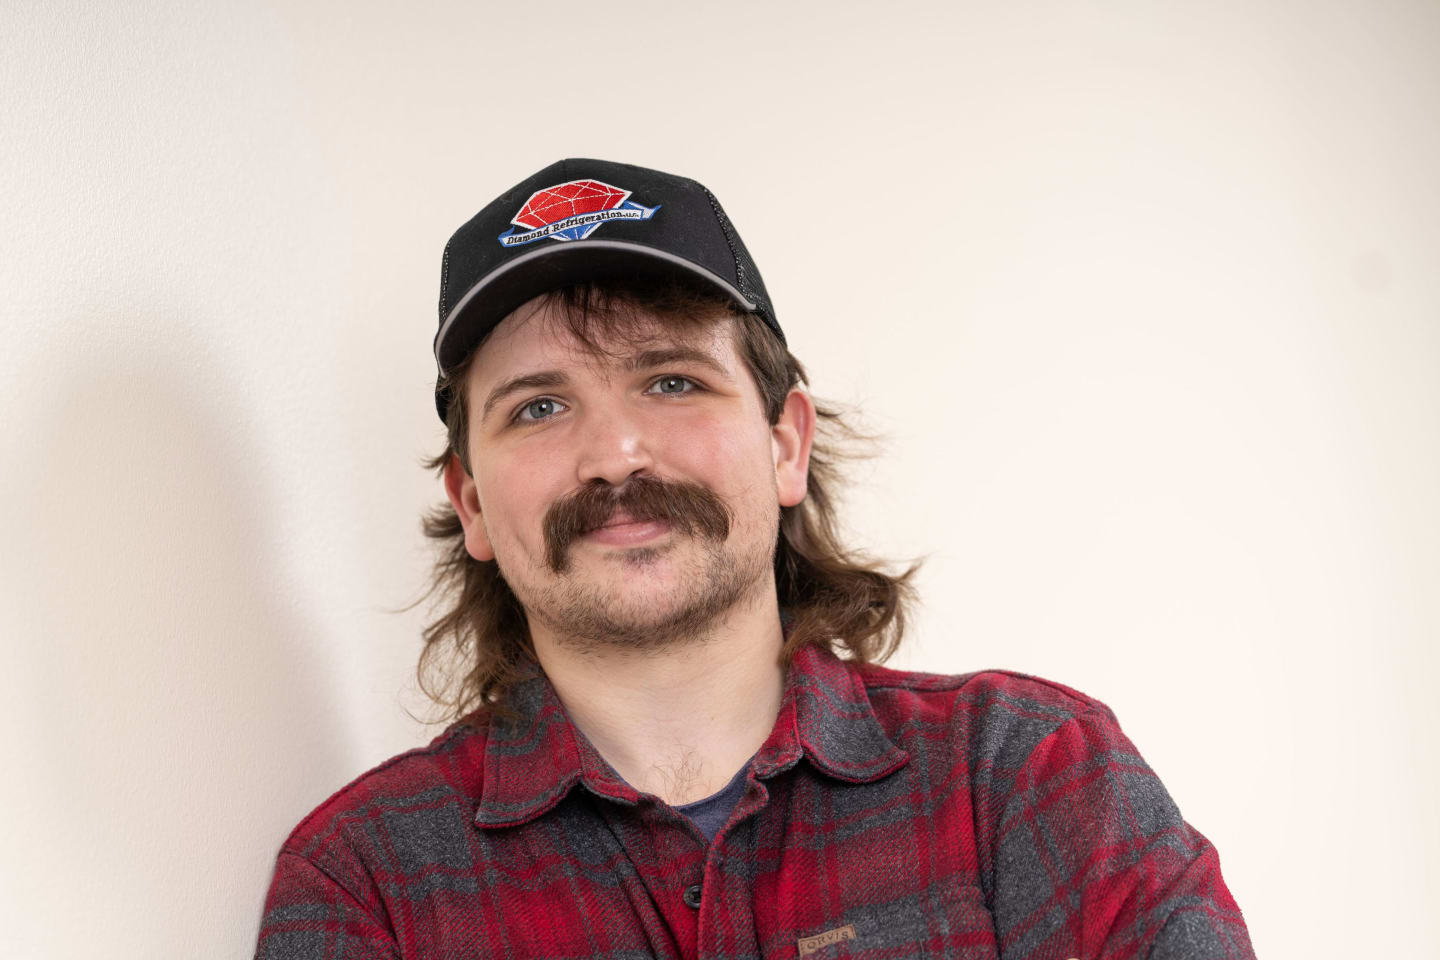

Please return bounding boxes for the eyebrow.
[480,347,734,425]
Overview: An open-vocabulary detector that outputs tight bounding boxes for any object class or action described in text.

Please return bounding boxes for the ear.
[443,453,496,562]
[771,387,816,508]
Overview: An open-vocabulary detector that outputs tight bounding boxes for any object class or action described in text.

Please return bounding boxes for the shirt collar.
[473,638,911,829]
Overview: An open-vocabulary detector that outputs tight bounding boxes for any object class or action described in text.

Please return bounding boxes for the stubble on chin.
[513,525,775,657]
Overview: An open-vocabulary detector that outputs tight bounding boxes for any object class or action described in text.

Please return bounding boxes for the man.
[254,159,1255,959]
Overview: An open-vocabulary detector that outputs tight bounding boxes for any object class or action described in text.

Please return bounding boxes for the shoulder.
[854,658,1115,719]
[277,718,490,865]
[851,660,1122,766]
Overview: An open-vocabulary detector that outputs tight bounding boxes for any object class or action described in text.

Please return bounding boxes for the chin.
[590,572,700,619]
[544,568,753,647]
[516,534,770,646]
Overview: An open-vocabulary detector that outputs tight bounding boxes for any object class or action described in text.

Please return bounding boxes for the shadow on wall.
[1,313,353,957]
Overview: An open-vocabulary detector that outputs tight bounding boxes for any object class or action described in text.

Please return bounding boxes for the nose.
[573,401,656,488]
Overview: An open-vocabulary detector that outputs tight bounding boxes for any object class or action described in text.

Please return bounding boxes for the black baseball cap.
[432,158,784,424]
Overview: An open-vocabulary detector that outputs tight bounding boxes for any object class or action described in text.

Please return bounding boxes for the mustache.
[542,474,732,573]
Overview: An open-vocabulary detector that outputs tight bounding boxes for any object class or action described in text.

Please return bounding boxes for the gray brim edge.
[432,239,758,376]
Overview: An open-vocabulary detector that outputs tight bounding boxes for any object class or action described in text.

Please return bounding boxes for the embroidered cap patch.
[498,178,660,247]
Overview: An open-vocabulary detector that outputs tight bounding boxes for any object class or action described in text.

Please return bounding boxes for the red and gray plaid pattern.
[254,643,1254,959]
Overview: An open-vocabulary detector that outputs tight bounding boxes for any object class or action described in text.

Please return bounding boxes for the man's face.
[444,295,812,653]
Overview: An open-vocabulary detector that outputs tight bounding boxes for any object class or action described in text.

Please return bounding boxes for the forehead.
[465,294,738,386]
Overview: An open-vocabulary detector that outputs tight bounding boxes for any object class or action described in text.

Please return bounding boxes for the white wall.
[3,1,1437,957]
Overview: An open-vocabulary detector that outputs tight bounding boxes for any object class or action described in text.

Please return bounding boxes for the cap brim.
[432,239,757,375]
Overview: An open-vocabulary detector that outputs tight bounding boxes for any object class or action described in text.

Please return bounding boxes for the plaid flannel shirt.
[254,642,1254,959]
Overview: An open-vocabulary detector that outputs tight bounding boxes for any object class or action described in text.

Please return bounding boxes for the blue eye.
[514,397,567,423]
[511,377,698,426]
[648,375,697,395]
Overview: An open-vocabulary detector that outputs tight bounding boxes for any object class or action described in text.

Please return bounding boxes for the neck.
[529,588,787,806]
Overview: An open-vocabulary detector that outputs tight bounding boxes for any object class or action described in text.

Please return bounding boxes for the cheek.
[663,412,775,500]
[474,466,558,549]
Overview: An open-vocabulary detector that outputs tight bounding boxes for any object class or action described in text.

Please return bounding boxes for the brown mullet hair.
[416,278,922,728]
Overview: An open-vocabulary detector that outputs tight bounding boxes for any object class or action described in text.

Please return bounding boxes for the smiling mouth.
[581,517,672,546]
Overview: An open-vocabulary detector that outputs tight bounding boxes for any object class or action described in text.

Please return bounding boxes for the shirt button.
[682,882,703,909]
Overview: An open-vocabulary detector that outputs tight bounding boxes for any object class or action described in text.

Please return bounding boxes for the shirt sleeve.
[253,850,401,960]
[989,706,1255,960]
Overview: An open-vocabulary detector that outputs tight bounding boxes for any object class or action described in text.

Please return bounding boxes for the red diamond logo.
[513,180,632,230]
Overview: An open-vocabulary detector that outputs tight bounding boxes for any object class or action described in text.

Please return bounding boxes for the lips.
[593,511,649,530]
[582,515,671,546]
